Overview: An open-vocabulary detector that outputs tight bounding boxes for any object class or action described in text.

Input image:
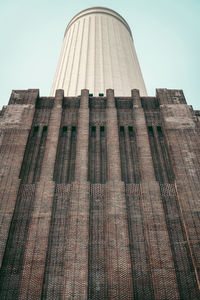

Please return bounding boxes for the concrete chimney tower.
[51,7,147,96]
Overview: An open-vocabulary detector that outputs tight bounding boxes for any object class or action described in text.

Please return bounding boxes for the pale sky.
[0,0,199,109]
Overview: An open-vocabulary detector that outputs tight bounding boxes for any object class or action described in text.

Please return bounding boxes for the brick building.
[0,6,200,300]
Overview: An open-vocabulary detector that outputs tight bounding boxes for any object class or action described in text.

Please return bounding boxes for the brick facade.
[0,88,199,299]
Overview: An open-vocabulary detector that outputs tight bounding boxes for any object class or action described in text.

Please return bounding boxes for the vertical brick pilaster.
[132,88,142,108]
[106,89,121,181]
[74,89,89,181]
[106,89,134,299]
[18,90,63,299]
[63,89,90,299]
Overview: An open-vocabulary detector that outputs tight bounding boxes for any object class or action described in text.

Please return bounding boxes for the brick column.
[131,89,179,299]
[106,89,134,299]
[74,89,89,181]
[18,90,63,299]
[106,89,121,181]
[63,89,90,299]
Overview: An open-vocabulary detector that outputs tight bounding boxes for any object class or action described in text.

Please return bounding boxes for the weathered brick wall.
[0,89,38,271]
[157,89,200,296]
[0,88,200,299]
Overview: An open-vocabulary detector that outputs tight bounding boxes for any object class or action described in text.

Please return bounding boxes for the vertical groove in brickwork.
[157,127,175,183]
[88,184,108,299]
[119,127,128,182]
[100,126,107,183]
[27,128,43,183]
[147,126,174,183]
[61,128,71,182]
[124,127,134,183]
[160,183,200,299]
[75,19,85,95]
[55,128,65,182]
[61,25,74,89]
[88,97,107,184]
[68,127,77,182]
[19,127,40,182]
[147,126,165,183]
[66,21,80,96]
[118,123,140,183]
[33,127,48,183]
[42,184,72,299]
[125,184,154,299]
[88,125,107,183]
[153,127,169,183]
[140,182,180,299]
[95,127,101,182]
[129,128,140,183]
[54,124,78,184]
[92,126,97,182]
[89,125,95,182]
[0,184,36,299]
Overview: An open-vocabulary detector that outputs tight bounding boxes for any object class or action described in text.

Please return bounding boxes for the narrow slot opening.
[148,126,154,136]
[128,126,133,132]
[34,126,39,132]
[92,126,96,132]
[120,126,124,132]
[72,126,76,132]
[100,126,104,132]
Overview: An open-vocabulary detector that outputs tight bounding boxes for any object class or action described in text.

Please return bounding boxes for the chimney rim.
[64,6,133,39]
